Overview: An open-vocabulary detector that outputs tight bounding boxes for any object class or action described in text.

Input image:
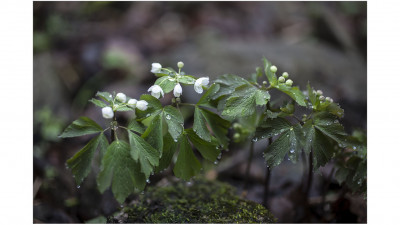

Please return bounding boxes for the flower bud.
[148,85,164,99]
[319,95,325,101]
[262,81,267,85]
[282,72,289,79]
[278,76,285,83]
[173,83,183,97]
[233,133,241,140]
[128,99,137,107]
[151,63,162,73]
[194,77,209,94]
[136,100,148,111]
[233,123,242,130]
[325,97,333,103]
[177,61,184,69]
[102,106,114,119]
[285,79,293,86]
[270,65,277,73]
[316,90,323,96]
[116,93,126,103]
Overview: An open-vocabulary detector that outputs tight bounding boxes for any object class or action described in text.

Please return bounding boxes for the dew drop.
[214,161,218,165]
[166,114,171,120]
[290,149,295,154]
[252,137,258,142]
[146,179,150,184]
[146,113,150,117]
[173,139,178,142]
[217,153,222,160]
[77,185,80,189]
[120,204,124,208]
[140,191,145,195]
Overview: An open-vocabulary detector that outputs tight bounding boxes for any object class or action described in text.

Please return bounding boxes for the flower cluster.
[148,62,210,98]
[101,92,148,119]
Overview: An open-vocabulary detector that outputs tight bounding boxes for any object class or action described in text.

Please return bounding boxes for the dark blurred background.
[33,1,366,223]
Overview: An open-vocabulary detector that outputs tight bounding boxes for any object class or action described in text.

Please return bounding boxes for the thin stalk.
[111,114,116,142]
[263,137,273,207]
[243,140,255,190]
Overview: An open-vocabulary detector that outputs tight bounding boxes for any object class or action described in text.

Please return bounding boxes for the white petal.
[151,63,162,73]
[174,83,182,97]
[194,84,203,94]
[136,100,148,111]
[148,85,155,92]
[128,99,137,107]
[102,107,114,119]
[116,93,126,103]
[151,91,161,99]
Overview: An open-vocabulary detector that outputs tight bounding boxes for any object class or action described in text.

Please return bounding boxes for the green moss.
[108,179,276,223]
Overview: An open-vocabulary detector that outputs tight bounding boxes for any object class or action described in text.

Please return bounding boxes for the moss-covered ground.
[108,178,276,223]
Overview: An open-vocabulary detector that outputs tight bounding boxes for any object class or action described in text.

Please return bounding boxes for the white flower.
[127,99,137,108]
[282,72,289,79]
[316,90,323,96]
[151,63,162,73]
[173,83,183,97]
[319,95,325,101]
[278,76,285,83]
[148,85,164,99]
[177,61,184,68]
[136,100,148,111]
[326,97,333,103]
[116,93,126,103]
[194,77,209,94]
[102,106,114,119]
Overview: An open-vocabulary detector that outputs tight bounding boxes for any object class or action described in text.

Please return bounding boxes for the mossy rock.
[108,178,276,223]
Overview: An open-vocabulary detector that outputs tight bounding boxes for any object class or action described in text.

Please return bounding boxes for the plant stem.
[243,139,255,190]
[263,137,273,207]
[305,150,314,199]
[111,114,116,142]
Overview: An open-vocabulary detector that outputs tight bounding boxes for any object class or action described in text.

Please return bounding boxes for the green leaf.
[255,117,292,140]
[127,119,146,134]
[212,74,249,100]
[89,98,107,108]
[128,131,159,178]
[199,108,230,149]
[156,133,178,173]
[335,166,349,185]
[274,84,306,106]
[186,129,220,162]
[114,105,133,112]
[96,91,113,103]
[193,106,212,142]
[303,121,335,170]
[221,84,270,118]
[67,133,108,185]
[263,124,303,168]
[313,112,347,145]
[255,89,271,105]
[197,83,220,108]
[178,75,196,85]
[163,106,184,141]
[59,117,103,138]
[173,135,202,180]
[155,76,176,93]
[142,113,163,155]
[97,140,146,203]
[263,57,277,86]
[136,94,163,120]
